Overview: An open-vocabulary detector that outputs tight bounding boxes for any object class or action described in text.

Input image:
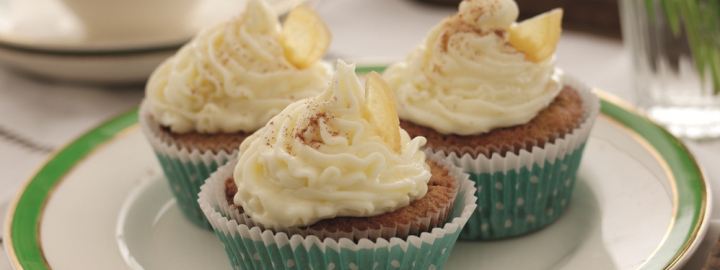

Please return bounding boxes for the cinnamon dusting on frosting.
[295,112,335,149]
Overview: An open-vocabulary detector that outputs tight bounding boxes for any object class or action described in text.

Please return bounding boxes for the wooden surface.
[704,238,720,270]
[516,0,621,38]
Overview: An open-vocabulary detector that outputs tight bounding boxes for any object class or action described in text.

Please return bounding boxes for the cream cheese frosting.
[384,0,562,135]
[232,61,431,229]
[146,0,331,134]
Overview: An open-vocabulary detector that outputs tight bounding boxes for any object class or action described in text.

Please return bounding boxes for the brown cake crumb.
[224,160,457,240]
[224,177,237,205]
[157,125,249,154]
[401,86,585,158]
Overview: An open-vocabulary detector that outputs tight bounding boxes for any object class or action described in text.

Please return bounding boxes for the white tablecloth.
[1,0,719,269]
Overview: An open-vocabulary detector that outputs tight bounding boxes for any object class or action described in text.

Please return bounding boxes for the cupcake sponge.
[401,86,584,158]
[223,160,458,241]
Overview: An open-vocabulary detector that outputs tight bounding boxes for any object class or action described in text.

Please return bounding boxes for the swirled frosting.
[233,61,431,229]
[146,0,331,133]
[384,0,562,135]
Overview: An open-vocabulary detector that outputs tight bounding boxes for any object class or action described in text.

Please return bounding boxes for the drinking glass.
[620,0,720,139]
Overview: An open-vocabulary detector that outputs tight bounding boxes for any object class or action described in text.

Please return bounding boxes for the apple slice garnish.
[364,72,401,153]
[508,8,563,62]
[281,6,331,69]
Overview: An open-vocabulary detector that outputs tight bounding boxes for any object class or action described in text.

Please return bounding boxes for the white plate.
[4,93,711,269]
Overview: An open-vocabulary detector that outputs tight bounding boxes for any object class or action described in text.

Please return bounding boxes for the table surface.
[1,0,720,269]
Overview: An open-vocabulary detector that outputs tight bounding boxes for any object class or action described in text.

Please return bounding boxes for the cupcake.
[384,0,600,239]
[140,0,332,228]
[198,61,477,270]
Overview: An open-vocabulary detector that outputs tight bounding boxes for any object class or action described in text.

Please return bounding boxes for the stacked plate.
[0,0,299,84]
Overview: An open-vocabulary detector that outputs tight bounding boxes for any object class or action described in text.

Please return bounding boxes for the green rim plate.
[3,66,709,270]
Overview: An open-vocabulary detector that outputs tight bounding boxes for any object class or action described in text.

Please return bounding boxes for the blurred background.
[0,0,718,269]
[434,0,622,37]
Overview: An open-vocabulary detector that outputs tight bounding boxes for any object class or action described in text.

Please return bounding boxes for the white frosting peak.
[384,0,561,135]
[232,61,431,229]
[459,0,518,30]
[145,0,331,134]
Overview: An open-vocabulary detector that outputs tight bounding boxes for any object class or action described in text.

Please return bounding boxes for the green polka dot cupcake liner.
[435,75,600,240]
[139,101,236,229]
[198,153,477,270]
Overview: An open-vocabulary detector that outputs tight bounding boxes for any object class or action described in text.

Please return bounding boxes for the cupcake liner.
[227,195,454,242]
[433,74,601,240]
[139,101,237,229]
[199,152,477,270]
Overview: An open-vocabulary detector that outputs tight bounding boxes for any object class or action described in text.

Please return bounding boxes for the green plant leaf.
[710,49,720,95]
[645,0,657,23]
[661,0,682,35]
[652,0,720,94]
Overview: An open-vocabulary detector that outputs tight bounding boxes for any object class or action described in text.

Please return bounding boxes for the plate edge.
[3,109,139,270]
[3,77,710,270]
[597,91,711,270]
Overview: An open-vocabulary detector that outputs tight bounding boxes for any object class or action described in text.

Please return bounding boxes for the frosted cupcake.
[139,0,332,228]
[199,61,477,270]
[384,0,599,239]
